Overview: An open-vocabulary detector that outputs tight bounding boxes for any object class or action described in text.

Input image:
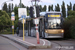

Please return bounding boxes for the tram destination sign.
[48,15,61,17]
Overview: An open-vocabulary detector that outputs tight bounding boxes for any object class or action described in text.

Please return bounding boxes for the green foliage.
[61,1,66,18]
[70,2,72,10]
[70,26,75,39]
[2,2,7,12]
[12,3,14,11]
[67,2,72,16]
[55,4,60,11]
[50,5,53,11]
[63,10,75,38]
[68,10,75,16]
[0,10,11,31]
[48,5,50,11]
[0,31,12,34]
[39,5,42,12]
[22,3,26,8]
[27,6,29,16]
[8,3,11,13]
[14,7,19,15]
[42,5,46,11]
[73,4,75,11]
[14,15,19,30]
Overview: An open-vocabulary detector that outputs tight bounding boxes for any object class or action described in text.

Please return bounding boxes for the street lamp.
[1,0,13,10]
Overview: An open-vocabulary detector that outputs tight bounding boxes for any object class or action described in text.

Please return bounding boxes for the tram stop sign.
[11,12,15,21]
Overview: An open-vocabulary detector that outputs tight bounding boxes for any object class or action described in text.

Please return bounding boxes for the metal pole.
[35,0,40,44]
[35,0,36,6]
[12,21,14,35]
[20,0,22,8]
[23,18,25,41]
[28,20,31,36]
[36,24,40,44]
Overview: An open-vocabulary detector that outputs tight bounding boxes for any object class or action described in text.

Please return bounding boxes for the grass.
[0,30,12,34]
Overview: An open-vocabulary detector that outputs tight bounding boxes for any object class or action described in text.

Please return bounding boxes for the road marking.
[14,38,36,46]
[45,40,51,46]
[4,35,51,46]
[40,39,45,45]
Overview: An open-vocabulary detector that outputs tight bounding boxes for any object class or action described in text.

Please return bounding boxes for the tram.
[39,11,64,38]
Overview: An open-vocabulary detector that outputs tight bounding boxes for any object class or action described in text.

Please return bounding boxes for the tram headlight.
[61,30,64,33]
[46,31,47,33]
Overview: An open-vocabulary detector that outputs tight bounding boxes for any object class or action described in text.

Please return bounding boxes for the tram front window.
[45,19,61,29]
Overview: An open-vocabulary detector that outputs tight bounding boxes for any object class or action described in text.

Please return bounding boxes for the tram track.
[50,41,62,50]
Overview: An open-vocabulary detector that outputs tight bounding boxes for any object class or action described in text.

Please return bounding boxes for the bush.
[70,25,75,39]
[63,10,75,39]
[1,31,12,34]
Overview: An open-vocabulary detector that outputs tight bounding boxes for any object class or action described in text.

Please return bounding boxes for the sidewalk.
[1,34,51,49]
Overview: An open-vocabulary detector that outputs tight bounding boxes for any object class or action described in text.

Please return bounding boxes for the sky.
[0,0,75,10]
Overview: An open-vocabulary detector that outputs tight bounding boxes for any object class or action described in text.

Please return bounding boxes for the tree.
[22,3,26,8]
[63,10,75,38]
[13,6,19,30]
[61,1,66,18]
[42,5,46,11]
[15,4,18,7]
[12,3,13,11]
[67,4,70,11]
[55,4,60,11]
[2,2,8,12]
[67,2,72,11]
[27,6,29,16]
[8,3,11,13]
[18,3,26,8]
[14,7,19,15]
[14,15,19,30]
[73,4,75,11]
[48,5,50,11]
[50,5,53,11]
[0,10,11,31]
[67,2,72,16]
[39,5,42,12]
[70,2,72,10]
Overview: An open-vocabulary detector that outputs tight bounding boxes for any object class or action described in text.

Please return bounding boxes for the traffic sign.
[18,8,27,18]
[33,18,39,24]
[21,15,26,19]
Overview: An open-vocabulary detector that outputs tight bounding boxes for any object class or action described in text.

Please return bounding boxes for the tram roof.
[40,11,61,16]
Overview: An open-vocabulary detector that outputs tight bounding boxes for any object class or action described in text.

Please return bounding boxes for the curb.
[0,35,51,49]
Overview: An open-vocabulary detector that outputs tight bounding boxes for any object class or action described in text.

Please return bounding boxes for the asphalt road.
[0,36,27,50]
[0,35,75,50]
[50,39,75,50]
